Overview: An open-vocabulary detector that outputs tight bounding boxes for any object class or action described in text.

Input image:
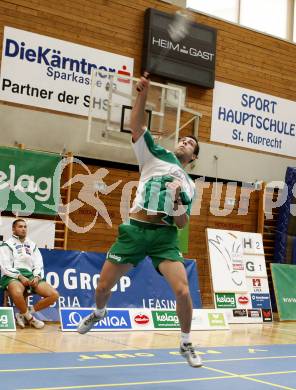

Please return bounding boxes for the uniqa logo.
[156,313,179,324]
[68,312,82,326]
[99,316,128,326]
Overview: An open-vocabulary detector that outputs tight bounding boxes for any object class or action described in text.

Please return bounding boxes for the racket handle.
[136,71,150,92]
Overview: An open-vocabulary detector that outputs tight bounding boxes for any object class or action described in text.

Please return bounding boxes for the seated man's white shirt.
[0,235,44,279]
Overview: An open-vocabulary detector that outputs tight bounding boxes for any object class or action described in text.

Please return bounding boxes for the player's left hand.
[30,276,40,288]
[166,180,182,202]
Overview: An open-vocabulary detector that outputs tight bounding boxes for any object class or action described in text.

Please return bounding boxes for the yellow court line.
[204,365,296,390]
[16,362,296,390]
[203,355,296,363]
[0,361,185,373]
[248,370,296,377]
[19,375,238,390]
[240,375,295,390]
[2,354,296,373]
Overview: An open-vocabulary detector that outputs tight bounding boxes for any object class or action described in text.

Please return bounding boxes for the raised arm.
[130,74,150,142]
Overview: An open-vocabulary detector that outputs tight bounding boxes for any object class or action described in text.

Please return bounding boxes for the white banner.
[0,216,55,248]
[211,81,296,157]
[206,228,272,323]
[207,229,247,292]
[59,307,229,331]
[0,27,134,117]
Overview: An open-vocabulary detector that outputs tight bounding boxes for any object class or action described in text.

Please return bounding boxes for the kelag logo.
[152,311,180,328]
[0,308,15,331]
[60,308,131,331]
[215,293,236,308]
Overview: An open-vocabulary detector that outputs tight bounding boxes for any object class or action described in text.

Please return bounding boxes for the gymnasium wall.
[0,0,294,305]
[0,0,296,183]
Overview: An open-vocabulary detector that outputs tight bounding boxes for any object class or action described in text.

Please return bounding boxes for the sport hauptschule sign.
[211,81,296,158]
[0,27,134,118]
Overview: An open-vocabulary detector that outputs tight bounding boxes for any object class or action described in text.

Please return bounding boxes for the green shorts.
[0,269,45,291]
[106,219,184,270]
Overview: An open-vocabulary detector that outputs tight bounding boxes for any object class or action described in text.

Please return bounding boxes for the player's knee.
[8,286,24,298]
[175,284,190,300]
[49,290,59,303]
[96,281,112,295]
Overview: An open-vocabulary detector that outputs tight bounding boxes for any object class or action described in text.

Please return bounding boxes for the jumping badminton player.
[77,76,202,368]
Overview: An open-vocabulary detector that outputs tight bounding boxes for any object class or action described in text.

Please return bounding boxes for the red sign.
[262,309,272,322]
[253,278,261,287]
[134,314,150,325]
[238,296,249,305]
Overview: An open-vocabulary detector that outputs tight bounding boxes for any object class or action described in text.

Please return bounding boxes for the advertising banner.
[207,229,247,292]
[60,308,228,331]
[207,228,272,323]
[211,81,296,157]
[271,263,296,320]
[0,27,134,118]
[0,308,16,331]
[0,147,61,215]
[28,250,201,321]
[0,217,55,249]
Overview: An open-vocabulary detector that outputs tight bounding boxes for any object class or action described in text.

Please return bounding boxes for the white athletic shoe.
[180,342,203,367]
[77,310,107,334]
[28,316,45,329]
[15,313,26,329]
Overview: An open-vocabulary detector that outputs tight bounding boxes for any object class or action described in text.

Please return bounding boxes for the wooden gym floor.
[1,321,296,354]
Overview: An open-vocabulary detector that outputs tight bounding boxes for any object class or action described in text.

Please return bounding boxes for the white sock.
[94,307,106,317]
[181,332,191,345]
[29,307,36,314]
[23,310,33,321]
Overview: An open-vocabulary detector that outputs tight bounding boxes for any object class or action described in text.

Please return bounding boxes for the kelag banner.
[0,147,61,215]
[30,250,201,321]
[271,263,296,320]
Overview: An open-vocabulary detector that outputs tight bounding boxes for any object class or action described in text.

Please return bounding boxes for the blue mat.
[1,344,296,390]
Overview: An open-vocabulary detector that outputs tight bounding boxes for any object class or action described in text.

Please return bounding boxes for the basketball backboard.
[87,70,201,151]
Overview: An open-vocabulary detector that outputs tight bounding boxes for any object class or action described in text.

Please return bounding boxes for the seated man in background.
[0,219,59,329]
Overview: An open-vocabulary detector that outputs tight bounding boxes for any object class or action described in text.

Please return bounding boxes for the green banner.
[152,310,180,328]
[208,313,226,327]
[0,308,16,331]
[271,263,296,320]
[0,147,61,215]
[178,223,189,254]
[215,293,236,308]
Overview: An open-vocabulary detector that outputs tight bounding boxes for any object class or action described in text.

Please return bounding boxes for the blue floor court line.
[1,344,296,390]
